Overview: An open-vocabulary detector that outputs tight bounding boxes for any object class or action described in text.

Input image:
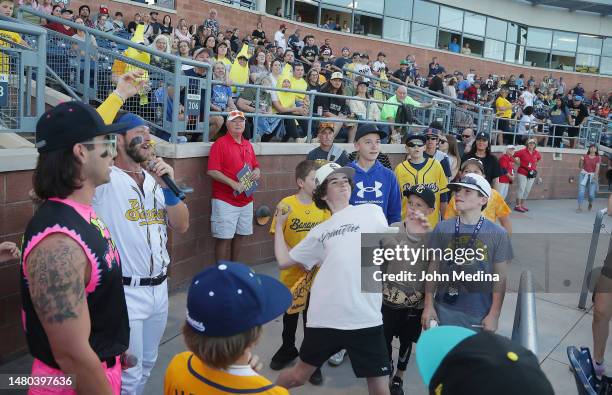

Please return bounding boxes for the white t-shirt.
[354,63,373,82]
[289,204,392,330]
[520,91,535,108]
[274,30,286,50]
[93,167,170,278]
[518,114,536,135]
[372,60,386,73]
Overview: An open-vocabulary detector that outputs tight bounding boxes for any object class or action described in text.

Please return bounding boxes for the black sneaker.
[389,376,404,395]
[269,345,299,370]
[308,367,323,385]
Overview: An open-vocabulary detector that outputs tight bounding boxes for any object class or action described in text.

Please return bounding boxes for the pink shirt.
[582,154,601,173]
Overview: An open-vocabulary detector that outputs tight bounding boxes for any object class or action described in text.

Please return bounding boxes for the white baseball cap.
[315,162,355,187]
[448,173,491,199]
[506,145,515,151]
[330,72,344,80]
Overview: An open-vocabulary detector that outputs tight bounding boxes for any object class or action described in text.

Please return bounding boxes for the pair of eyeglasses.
[407,142,424,148]
[80,134,117,158]
[426,136,438,141]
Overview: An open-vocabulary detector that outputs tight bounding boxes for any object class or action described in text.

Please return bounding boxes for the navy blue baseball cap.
[114,113,147,134]
[405,133,426,144]
[186,261,291,337]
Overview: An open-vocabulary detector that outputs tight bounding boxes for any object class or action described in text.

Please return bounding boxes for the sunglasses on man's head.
[407,142,424,148]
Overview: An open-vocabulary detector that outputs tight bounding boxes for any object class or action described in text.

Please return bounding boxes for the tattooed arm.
[26,234,113,395]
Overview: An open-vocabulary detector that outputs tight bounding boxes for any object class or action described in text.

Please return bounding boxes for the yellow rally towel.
[287,266,319,314]
[112,24,151,105]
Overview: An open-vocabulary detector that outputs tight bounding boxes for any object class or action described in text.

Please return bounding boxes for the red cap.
[99,6,109,14]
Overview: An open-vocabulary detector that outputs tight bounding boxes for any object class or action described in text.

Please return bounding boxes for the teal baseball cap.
[416,325,476,386]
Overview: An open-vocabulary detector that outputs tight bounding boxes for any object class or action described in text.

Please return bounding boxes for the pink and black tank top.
[20,198,129,369]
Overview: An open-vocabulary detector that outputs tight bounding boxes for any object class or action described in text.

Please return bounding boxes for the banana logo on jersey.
[90,216,121,269]
[124,199,167,226]
[402,182,440,193]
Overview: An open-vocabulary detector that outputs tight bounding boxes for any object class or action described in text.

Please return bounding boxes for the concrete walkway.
[2,198,612,394]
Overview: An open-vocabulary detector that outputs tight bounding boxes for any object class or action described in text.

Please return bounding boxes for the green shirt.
[380,95,421,121]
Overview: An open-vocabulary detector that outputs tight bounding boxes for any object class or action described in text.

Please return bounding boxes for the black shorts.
[567,126,580,137]
[382,304,423,345]
[299,325,391,378]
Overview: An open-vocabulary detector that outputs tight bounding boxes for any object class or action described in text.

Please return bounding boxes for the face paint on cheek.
[129,135,144,148]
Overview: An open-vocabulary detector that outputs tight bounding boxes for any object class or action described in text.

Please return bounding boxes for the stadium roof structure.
[523,0,612,16]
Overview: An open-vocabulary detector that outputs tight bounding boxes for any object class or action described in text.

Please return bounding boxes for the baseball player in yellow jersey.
[164,261,291,395]
[269,160,330,385]
[395,134,448,228]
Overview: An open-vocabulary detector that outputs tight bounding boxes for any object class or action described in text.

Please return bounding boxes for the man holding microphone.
[93,112,189,395]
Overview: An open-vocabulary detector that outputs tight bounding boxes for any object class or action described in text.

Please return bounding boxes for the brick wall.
[0,148,588,361]
[63,0,612,95]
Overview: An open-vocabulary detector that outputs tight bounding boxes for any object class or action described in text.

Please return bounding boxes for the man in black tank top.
[21,74,142,395]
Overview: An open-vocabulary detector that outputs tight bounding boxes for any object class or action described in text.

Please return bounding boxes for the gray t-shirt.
[428,218,513,320]
[306,146,349,166]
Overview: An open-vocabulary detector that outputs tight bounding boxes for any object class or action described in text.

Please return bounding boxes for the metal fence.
[0,19,46,132]
[511,270,538,355]
[17,7,213,143]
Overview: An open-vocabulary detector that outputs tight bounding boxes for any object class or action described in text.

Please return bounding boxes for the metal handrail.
[578,208,609,309]
[0,18,46,132]
[511,270,538,355]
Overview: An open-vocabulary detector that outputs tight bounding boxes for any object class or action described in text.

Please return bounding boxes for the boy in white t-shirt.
[273,162,395,394]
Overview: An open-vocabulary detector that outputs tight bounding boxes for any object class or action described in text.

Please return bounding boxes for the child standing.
[269,160,330,385]
[498,145,516,200]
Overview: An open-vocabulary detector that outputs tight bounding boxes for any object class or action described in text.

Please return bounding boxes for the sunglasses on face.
[407,142,424,148]
[439,139,448,144]
[426,136,438,141]
[80,135,117,158]
[462,134,471,139]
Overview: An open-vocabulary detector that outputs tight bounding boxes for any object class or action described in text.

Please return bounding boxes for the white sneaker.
[328,349,347,366]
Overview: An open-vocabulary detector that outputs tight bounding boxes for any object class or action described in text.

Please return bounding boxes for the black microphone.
[162,174,186,201]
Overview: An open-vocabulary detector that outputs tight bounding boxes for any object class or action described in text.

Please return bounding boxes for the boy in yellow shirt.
[269,160,330,385]
[444,158,512,233]
[164,261,290,395]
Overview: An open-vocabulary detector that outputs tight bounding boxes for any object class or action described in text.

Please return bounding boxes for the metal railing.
[17,7,213,143]
[0,19,46,132]
[578,208,610,309]
[511,270,538,355]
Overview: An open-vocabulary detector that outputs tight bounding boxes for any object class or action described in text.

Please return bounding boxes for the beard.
[125,136,149,164]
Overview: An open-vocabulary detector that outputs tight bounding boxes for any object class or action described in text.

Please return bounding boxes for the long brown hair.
[33,147,91,200]
[446,134,460,161]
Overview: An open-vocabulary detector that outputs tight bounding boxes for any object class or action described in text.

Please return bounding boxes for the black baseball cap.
[354,124,387,142]
[475,131,489,140]
[405,133,426,144]
[403,185,435,209]
[36,101,129,153]
[417,326,554,395]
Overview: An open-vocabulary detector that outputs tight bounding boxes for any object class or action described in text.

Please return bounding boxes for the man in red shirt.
[513,138,541,212]
[498,145,515,199]
[46,8,77,36]
[207,111,261,261]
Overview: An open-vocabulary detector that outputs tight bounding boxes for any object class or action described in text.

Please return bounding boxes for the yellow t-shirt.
[394,159,448,228]
[290,76,307,101]
[164,352,288,395]
[495,97,513,118]
[444,189,511,223]
[0,30,24,75]
[281,63,293,79]
[270,195,330,287]
[275,79,296,112]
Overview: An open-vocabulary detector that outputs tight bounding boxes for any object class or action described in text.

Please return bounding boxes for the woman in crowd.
[269,59,283,92]
[149,34,173,72]
[72,17,98,49]
[348,80,380,123]
[189,24,198,37]
[177,40,190,58]
[514,138,542,212]
[204,35,217,52]
[549,95,572,148]
[160,15,173,36]
[494,87,514,145]
[439,134,460,181]
[444,77,457,99]
[316,74,356,142]
[577,143,601,212]
[462,132,503,188]
[50,4,61,17]
[306,69,322,92]
[210,61,236,139]
[272,77,308,142]
[249,51,268,83]
[171,36,179,55]
[251,21,266,45]
[174,21,191,43]
[192,25,207,48]
[215,41,233,73]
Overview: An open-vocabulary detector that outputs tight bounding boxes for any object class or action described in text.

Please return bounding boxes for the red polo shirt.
[514,148,541,176]
[498,154,515,184]
[208,133,259,207]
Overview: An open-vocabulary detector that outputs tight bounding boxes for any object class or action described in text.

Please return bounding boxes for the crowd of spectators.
[11,1,612,146]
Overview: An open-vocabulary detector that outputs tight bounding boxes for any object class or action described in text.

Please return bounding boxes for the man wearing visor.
[93,112,189,395]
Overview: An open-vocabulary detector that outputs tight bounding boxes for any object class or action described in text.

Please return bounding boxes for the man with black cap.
[92,112,189,395]
[416,326,554,394]
[568,94,589,149]
[20,98,134,392]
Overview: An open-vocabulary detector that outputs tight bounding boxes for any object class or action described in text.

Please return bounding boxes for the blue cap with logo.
[186,261,291,336]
